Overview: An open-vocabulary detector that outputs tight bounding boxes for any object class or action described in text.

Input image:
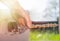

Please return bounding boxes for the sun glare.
[0,2,11,22]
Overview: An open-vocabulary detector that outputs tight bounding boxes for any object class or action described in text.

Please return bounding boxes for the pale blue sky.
[18,0,59,21]
[0,0,59,21]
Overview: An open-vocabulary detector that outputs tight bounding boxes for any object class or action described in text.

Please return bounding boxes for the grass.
[30,29,60,41]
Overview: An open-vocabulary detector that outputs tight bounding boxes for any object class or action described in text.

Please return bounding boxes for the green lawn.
[30,29,60,41]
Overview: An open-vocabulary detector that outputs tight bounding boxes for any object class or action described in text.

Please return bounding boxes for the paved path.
[0,29,30,41]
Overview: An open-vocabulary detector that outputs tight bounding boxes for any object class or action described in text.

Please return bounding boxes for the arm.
[17,9,32,28]
[11,0,32,28]
[0,0,32,28]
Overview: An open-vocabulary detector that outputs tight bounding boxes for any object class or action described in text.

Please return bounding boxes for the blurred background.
[18,0,59,41]
[0,0,59,41]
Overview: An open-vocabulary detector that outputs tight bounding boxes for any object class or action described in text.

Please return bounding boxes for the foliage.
[30,29,60,41]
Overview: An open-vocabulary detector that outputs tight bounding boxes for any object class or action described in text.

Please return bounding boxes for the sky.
[0,0,59,22]
[18,0,59,21]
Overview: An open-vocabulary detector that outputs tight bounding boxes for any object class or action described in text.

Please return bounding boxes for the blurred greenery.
[30,29,60,41]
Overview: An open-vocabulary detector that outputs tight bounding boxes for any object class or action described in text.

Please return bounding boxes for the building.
[32,21,58,28]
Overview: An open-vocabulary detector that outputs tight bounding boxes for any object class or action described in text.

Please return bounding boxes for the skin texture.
[0,0,32,32]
